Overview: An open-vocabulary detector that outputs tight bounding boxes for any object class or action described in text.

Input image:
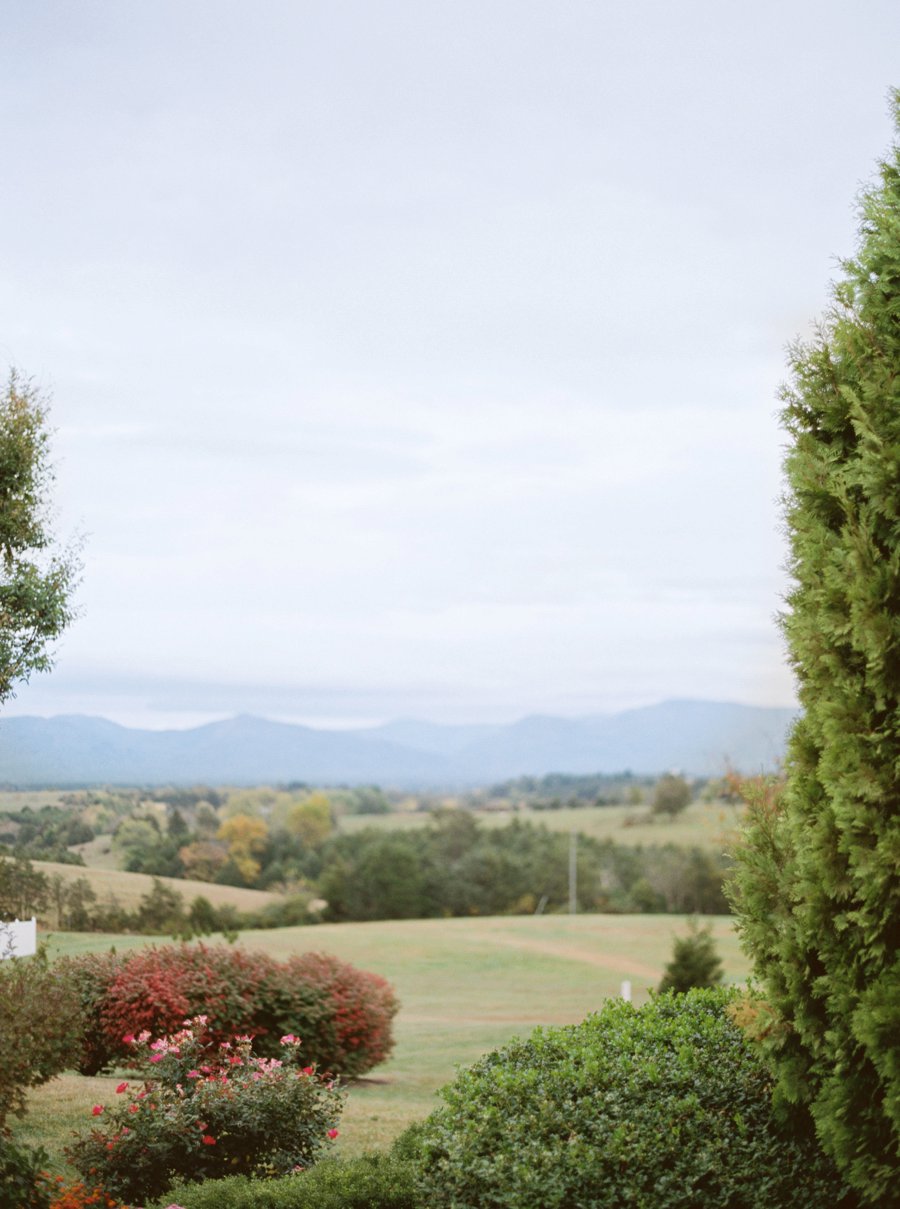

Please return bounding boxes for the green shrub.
[0,946,84,1127]
[66,1018,343,1203]
[149,1154,417,1208]
[409,988,859,1208]
[0,1137,51,1209]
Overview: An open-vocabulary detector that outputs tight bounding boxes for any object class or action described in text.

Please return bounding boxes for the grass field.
[17,912,751,1175]
[31,860,284,912]
[340,798,745,853]
[0,789,68,812]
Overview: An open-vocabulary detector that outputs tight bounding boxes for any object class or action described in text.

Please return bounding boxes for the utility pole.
[569,830,577,914]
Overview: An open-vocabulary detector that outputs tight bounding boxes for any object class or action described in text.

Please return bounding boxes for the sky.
[1,1,899,730]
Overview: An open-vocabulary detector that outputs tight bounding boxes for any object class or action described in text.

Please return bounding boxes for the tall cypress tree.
[730,94,900,1202]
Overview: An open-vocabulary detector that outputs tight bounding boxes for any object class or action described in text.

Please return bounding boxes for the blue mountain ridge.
[0,700,797,788]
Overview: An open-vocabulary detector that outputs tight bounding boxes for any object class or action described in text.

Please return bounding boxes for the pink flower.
[91,1104,104,1116]
[327,1128,339,1139]
[122,1033,135,1044]
[116,1081,128,1094]
[186,1069,200,1078]
[150,1053,165,1063]
[280,1034,296,1045]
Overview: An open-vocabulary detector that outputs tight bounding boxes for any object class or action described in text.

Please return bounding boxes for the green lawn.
[20,913,750,1174]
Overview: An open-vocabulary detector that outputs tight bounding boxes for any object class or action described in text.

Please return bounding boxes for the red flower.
[91,1105,104,1116]
[327,1128,339,1139]
[201,1135,216,1145]
[115,1082,128,1094]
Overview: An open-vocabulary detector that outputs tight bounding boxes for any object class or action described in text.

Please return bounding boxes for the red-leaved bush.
[282,951,398,1077]
[57,944,398,1078]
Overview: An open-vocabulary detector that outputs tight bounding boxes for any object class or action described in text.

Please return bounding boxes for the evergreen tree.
[657,919,723,993]
[730,94,900,1202]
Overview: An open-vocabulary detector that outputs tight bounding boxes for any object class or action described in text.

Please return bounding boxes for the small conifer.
[657,919,723,994]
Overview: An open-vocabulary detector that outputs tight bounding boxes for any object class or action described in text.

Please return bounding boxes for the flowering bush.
[59,944,398,1078]
[43,1177,126,1208]
[66,1017,344,1203]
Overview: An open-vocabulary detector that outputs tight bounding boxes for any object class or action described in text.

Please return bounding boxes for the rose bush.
[66,1017,344,1203]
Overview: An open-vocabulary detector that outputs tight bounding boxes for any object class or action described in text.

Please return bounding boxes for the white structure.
[620,979,632,1002]
[0,916,37,958]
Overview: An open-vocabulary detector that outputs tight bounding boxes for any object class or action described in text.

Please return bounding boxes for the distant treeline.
[465,771,660,809]
[318,812,729,919]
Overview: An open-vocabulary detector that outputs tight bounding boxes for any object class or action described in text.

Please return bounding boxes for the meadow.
[17,912,751,1174]
[339,798,744,853]
[31,858,283,913]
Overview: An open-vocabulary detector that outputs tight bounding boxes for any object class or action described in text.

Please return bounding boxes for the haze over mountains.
[0,700,796,788]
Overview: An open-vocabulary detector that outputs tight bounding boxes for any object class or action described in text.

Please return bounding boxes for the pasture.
[30,859,283,912]
[339,798,745,853]
[19,912,751,1172]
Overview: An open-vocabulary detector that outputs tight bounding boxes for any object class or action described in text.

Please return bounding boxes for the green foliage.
[319,811,729,920]
[0,371,79,706]
[729,94,900,1201]
[409,988,857,1208]
[0,946,83,1128]
[0,854,48,919]
[0,1137,51,1209]
[657,919,724,993]
[67,1019,343,1203]
[150,1154,418,1209]
[651,772,692,818]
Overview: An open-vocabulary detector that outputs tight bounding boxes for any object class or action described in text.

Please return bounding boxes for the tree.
[729,93,900,1203]
[0,371,79,705]
[0,855,48,920]
[657,919,723,993]
[651,773,691,818]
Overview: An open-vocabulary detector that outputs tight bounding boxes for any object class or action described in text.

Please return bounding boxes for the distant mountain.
[0,700,797,788]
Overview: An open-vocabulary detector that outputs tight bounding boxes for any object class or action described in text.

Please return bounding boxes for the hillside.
[31,860,283,913]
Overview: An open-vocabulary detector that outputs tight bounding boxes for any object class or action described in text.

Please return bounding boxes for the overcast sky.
[1,1,898,730]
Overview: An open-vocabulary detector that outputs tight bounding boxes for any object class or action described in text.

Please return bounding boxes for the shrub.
[57,949,127,1076]
[275,952,398,1077]
[59,943,398,1077]
[66,1018,343,1203]
[149,1154,417,1208]
[0,946,84,1126]
[409,988,859,1208]
[0,1137,51,1209]
[657,918,724,993]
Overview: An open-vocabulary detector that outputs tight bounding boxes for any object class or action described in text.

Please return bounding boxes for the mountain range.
[0,700,797,788]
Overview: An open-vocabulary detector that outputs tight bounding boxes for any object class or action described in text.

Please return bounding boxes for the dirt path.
[462,929,660,979]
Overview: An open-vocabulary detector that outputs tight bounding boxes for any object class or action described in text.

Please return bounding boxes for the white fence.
[0,916,37,958]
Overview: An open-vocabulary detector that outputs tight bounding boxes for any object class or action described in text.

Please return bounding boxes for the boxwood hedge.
[408,987,859,1208]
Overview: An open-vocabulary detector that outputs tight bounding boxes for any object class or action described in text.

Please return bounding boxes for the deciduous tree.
[0,371,79,705]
